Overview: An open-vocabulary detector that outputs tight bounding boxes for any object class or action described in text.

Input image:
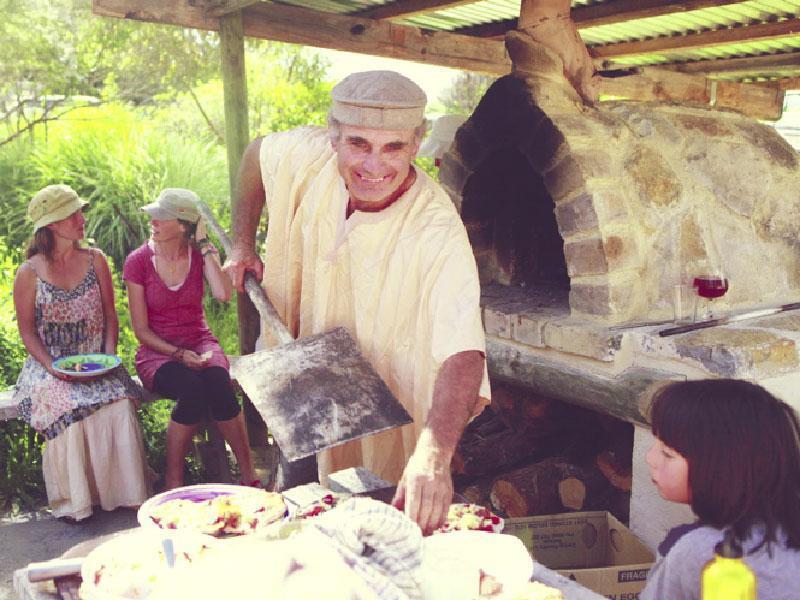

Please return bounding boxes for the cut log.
[489,456,619,517]
[490,382,553,431]
[596,450,633,492]
[455,427,543,477]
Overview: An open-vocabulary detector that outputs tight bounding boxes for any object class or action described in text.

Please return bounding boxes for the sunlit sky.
[315,48,462,111]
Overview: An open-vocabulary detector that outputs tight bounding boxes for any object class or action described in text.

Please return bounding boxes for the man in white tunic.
[225,71,490,532]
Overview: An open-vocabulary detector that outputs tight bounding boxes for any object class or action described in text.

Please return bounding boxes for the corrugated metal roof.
[274,0,800,80]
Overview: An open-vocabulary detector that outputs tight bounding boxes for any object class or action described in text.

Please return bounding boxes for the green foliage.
[438,72,496,114]
[1,104,229,269]
[151,41,333,146]
[0,240,26,387]
[0,0,218,103]
[0,237,44,511]
[0,421,46,511]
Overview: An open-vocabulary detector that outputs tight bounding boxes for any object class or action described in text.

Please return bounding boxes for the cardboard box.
[504,511,654,600]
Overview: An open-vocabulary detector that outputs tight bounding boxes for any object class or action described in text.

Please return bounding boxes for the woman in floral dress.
[13,184,150,522]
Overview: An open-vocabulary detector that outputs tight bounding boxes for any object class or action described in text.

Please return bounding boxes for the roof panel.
[270,0,800,79]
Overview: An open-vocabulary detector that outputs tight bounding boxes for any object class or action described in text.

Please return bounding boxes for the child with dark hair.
[641,379,800,599]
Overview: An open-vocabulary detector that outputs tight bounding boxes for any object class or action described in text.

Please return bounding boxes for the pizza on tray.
[294,493,340,519]
[146,488,287,536]
[434,503,504,534]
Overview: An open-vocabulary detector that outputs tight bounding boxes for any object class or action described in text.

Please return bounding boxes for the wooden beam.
[598,67,785,120]
[92,0,511,75]
[455,19,516,39]
[205,0,262,18]
[591,18,800,59]
[672,51,800,74]
[354,0,475,21]
[753,76,800,91]
[219,12,249,201]
[572,0,742,28]
[455,0,742,39]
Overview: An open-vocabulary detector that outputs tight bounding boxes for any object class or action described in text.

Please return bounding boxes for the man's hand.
[392,442,453,534]
[222,248,264,293]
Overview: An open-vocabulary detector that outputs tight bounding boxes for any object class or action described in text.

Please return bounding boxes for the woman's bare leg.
[165,419,200,489]
[215,412,256,484]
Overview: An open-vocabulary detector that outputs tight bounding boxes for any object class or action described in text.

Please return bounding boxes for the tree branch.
[188,86,225,144]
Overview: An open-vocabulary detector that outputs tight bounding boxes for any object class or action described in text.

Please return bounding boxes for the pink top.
[123,243,229,390]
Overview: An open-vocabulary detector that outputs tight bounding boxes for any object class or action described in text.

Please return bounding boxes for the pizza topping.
[147,489,286,536]
[434,503,504,534]
[296,494,341,520]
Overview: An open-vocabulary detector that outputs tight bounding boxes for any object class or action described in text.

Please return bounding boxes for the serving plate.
[80,529,216,600]
[138,484,288,537]
[52,353,121,378]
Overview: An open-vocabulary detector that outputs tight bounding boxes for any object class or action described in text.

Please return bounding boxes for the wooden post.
[219,12,268,448]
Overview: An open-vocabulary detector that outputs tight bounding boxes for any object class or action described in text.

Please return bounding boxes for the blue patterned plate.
[52,353,121,379]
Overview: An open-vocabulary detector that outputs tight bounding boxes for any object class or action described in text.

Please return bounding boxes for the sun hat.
[140,188,200,222]
[330,70,427,130]
[28,184,88,232]
[418,114,467,160]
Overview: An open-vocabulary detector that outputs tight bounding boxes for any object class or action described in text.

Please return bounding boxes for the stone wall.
[440,30,800,324]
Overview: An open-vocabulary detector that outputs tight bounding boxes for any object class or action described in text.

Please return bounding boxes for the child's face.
[646,438,691,504]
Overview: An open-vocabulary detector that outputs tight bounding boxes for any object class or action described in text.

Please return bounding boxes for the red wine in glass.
[693,276,729,299]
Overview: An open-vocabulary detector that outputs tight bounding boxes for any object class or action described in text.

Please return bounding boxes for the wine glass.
[692,268,729,321]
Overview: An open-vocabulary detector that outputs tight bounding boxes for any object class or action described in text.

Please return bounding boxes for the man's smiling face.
[332,124,421,205]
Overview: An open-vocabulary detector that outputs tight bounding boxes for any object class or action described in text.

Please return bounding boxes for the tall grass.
[0,103,235,511]
[2,104,230,270]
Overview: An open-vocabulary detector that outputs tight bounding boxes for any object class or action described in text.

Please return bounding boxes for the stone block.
[625,146,682,207]
[587,187,629,225]
[674,328,798,378]
[570,280,611,316]
[603,232,638,272]
[554,191,600,237]
[544,150,612,203]
[519,116,566,173]
[564,237,608,277]
[674,114,734,138]
[543,319,624,362]
[512,313,548,347]
[736,121,798,170]
[484,306,513,339]
[523,76,582,114]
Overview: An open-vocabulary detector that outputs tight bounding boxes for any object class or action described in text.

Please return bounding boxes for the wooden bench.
[0,380,233,483]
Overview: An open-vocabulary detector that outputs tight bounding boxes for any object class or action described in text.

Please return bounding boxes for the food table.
[14,469,604,600]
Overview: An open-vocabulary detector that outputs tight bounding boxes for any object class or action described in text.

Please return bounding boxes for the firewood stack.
[454,381,632,523]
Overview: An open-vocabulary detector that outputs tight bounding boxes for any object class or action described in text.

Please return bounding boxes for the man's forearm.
[232,137,266,252]
[420,350,484,464]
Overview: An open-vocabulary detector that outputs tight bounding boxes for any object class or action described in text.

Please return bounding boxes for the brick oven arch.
[439,74,639,321]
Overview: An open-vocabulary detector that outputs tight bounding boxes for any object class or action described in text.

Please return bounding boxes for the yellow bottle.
[701,530,756,599]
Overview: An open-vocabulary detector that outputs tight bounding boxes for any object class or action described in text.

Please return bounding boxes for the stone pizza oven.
[444,32,800,548]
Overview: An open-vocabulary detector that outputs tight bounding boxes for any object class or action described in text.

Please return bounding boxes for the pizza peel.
[197,202,412,462]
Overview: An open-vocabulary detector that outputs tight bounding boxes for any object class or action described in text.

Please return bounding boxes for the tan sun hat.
[418,114,467,160]
[28,184,89,232]
[330,70,427,130]
[140,188,200,222]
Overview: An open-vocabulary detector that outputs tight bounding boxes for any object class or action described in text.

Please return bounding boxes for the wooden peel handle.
[196,200,293,346]
[27,558,83,582]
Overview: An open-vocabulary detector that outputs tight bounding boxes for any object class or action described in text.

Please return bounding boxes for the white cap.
[330,70,427,130]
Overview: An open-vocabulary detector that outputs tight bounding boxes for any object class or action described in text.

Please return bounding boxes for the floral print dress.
[13,253,149,520]
[15,259,142,438]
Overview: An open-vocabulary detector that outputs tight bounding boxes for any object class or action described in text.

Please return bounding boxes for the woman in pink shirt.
[123,189,255,490]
